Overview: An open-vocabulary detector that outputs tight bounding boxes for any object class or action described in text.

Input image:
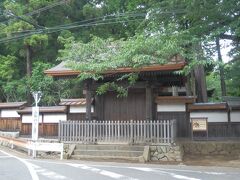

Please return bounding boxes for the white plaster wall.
[230,111,240,122]
[1,109,20,117]
[157,103,185,112]
[22,114,43,123]
[43,114,67,123]
[69,105,94,113]
[190,112,228,122]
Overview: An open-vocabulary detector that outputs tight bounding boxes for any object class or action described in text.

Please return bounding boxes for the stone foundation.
[149,144,183,162]
[0,140,13,148]
[0,131,19,138]
[182,141,240,156]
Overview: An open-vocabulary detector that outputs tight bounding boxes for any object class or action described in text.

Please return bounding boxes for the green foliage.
[2,79,28,102]
[96,82,128,98]
[0,0,240,102]
[27,61,53,92]
[24,34,48,47]
[27,61,84,105]
[225,60,240,96]
[206,72,221,102]
[59,32,185,77]
[0,55,16,81]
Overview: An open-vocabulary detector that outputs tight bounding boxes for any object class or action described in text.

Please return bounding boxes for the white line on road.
[27,159,233,176]
[0,156,11,158]
[130,167,201,180]
[30,163,67,179]
[0,149,39,180]
[67,163,139,180]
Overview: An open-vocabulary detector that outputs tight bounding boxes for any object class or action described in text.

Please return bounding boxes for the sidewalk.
[183,154,240,168]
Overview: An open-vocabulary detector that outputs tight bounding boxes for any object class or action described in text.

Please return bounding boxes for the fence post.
[93,120,96,144]
[130,120,133,144]
[58,121,61,141]
[170,120,174,143]
[174,119,177,142]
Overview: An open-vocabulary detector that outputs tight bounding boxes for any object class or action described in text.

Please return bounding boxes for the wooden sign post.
[191,117,208,140]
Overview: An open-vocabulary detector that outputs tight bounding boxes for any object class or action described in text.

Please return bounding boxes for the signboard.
[192,118,207,131]
[32,106,39,141]
[191,117,208,140]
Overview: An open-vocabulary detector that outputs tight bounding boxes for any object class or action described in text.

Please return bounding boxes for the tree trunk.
[216,37,227,97]
[191,70,196,97]
[26,45,32,76]
[26,45,32,105]
[194,64,208,102]
[194,43,208,102]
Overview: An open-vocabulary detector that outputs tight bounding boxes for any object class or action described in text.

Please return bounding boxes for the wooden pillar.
[41,113,44,137]
[227,106,232,137]
[85,79,92,121]
[185,74,192,96]
[146,84,153,120]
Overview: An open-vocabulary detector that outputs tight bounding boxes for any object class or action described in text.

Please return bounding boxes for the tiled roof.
[59,98,92,106]
[17,106,67,114]
[0,102,27,109]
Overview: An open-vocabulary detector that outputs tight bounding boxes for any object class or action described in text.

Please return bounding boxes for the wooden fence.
[208,122,240,138]
[58,120,177,144]
[21,123,59,137]
[0,118,21,131]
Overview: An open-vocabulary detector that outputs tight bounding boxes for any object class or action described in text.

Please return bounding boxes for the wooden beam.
[155,96,196,104]
[85,79,92,121]
[188,103,227,111]
[146,84,153,120]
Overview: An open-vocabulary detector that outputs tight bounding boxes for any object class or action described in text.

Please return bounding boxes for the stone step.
[71,154,140,162]
[73,149,143,157]
[75,144,144,151]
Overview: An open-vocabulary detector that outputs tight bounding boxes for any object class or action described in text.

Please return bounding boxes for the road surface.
[0,147,240,180]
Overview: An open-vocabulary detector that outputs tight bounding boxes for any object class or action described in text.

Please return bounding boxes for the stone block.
[143,146,150,162]
[157,146,164,153]
[173,146,180,151]
[157,154,166,159]
[160,156,168,161]
[150,146,157,152]
[139,156,146,163]
[151,156,158,161]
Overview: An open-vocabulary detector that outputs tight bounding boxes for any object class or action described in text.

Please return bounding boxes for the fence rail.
[59,120,177,144]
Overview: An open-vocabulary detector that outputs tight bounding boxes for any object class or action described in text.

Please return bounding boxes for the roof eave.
[44,62,186,77]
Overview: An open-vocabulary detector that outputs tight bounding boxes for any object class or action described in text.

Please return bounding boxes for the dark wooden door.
[100,90,146,120]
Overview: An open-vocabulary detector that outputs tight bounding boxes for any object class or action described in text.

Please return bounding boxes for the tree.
[1,0,239,103]
[225,60,240,96]
[0,55,16,101]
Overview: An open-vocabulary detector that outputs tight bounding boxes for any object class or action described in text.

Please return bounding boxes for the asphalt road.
[0,147,240,180]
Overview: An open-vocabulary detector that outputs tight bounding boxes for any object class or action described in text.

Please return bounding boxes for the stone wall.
[149,144,183,162]
[182,142,240,156]
[0,131,19,138]
[0,139,13,148]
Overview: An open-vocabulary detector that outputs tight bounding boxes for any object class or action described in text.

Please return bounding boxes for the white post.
[31,91,42,158]
[60,143,63,160]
